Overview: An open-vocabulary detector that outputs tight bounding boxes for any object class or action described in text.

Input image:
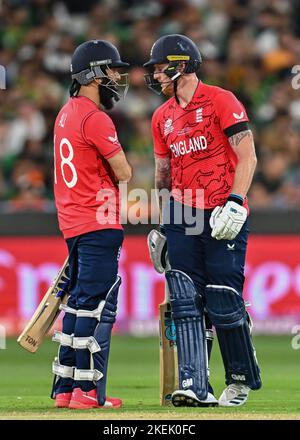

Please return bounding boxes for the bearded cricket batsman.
[52,40,131,409]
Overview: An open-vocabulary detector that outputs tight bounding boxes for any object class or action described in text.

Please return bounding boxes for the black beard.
[98,85,119,110]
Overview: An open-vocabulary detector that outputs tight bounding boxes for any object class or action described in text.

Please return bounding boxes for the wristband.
[227,193,244,206]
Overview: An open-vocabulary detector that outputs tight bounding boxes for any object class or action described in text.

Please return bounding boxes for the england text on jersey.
[170,136,207,157]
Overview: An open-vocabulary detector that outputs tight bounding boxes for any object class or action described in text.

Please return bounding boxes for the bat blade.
[159,299,178,406]
[17,258,69,353]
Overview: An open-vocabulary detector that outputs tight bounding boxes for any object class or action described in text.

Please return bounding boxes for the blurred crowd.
[0,0,300,213]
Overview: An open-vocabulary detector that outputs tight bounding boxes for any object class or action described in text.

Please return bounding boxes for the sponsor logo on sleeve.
[233,111,245,120]
[108,131,119,144]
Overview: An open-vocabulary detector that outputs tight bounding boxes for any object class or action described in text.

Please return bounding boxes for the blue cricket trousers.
[54,228,123,394]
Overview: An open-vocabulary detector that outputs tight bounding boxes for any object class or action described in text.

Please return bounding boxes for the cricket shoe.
[218,383,250,407]
[69,387,122,409]
[171,389,218,407]
[54,392,72,408]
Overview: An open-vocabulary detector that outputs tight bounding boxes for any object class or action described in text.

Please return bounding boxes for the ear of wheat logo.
[0,65,6,90]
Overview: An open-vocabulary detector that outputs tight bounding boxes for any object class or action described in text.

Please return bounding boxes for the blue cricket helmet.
[143,34,202,74]
[71,39,129,85]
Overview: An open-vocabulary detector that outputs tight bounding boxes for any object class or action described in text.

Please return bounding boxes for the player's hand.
[210,201,247,241]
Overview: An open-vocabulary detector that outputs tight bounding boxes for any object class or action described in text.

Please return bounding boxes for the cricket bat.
[159,278,178,405]
[17,258,69,353]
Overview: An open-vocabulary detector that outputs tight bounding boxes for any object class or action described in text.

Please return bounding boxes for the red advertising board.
[0,235,299,335]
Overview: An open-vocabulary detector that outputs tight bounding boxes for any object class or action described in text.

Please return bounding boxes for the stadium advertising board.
[0,236,299,335]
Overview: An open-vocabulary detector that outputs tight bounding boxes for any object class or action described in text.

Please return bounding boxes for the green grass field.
[0,335,299,420]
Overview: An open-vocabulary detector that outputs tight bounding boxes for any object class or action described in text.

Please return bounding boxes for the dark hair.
[69,79,81,97]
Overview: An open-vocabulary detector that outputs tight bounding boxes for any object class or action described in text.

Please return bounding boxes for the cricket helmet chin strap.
[143,34,202,98]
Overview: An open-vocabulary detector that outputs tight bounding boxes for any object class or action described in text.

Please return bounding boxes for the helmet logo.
[166,55,190,61]
[90,59,112,67]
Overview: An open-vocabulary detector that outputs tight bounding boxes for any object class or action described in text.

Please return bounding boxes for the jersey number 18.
[54,137,78,188]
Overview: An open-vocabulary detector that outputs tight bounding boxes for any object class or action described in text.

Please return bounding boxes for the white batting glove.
[210,201,247,241]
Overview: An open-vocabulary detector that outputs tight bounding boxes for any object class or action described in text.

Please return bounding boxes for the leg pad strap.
[52,358,74,379]
[74,368,103,382]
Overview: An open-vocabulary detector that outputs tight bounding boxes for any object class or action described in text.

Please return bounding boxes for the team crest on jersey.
[164,118,174,136]
[196,108,203,123]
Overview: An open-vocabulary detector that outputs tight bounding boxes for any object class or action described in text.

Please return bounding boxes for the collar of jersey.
[74,95,99,108]
[174,80,202,111]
